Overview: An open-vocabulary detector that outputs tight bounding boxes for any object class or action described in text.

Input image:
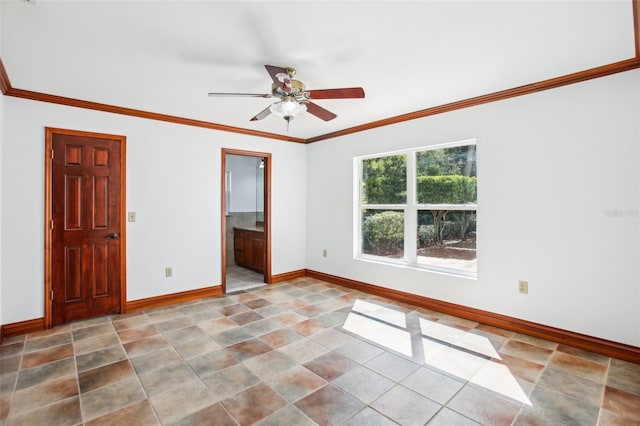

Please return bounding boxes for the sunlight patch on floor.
[345,299,532,406]
[342,312,413,357]
[352,299,407,328]
[470,359,532,405]
[420,318,501,359]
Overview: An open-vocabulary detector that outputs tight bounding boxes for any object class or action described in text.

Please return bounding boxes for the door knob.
[108,233,119,239]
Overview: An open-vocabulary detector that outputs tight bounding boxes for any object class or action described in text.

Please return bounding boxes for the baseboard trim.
[126,285,223,313]
[0,286,224,342]
[1,317,45,341]
[2,271,638,363]
[271,269,306,283]
[305,269,640,364]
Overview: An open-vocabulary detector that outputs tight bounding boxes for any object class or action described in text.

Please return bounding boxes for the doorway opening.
[221,149,271,293]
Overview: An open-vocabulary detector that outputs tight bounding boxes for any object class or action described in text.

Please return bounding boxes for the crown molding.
[634,0,640,58]
[0,57,11,95]
[4,86,306,143]
[307,57,640,143]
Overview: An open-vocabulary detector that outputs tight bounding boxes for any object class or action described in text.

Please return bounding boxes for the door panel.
[65,175,83,230]
[92,243,110,297]
[64,246,83,301]
[50,131,123,325]
[93,176,109,228]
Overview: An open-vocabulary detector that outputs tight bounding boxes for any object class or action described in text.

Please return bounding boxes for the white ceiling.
[0,0,635,140]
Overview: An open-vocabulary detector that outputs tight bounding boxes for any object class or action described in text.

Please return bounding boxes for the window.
[356,140,477,276]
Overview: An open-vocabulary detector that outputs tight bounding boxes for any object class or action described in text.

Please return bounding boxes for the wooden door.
[47,129,125,326]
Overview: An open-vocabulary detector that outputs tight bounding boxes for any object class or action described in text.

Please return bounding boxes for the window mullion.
[405,152,417,263]
[355,159,363,257]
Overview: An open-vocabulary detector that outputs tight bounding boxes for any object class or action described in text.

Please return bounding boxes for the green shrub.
[418,225,436,246]
[420,214,471,245]
[362,211,404,254]
[442,220,457,239]
[417,175,477,204]
[362,155,407,204]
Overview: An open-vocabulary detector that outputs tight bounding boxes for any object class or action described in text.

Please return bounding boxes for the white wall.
[0,98,307,324]
[2,71,638,348]
[226,154,261,213]
[0,87,4,327]
[0,0,3,329]
[307,70,640,346]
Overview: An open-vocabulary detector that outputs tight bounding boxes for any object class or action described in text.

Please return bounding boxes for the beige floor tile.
[221,382,288,425]
[76,344,127,373]
[85,399,159,426]
[267,365,328,403]
[607,358,640,395]
[150,380,216,424]
[243,349,297,380]
[447,385,521,426]
[255,404,318,426]
[139,362,200,396]
[548,351,608,384]
[81,377,147,421]
[8,395,81,426]
[333,365,395,404]
[15,357,75,391]
[10,375,78,416]
[401,366,465,405]
[170,402,236,426]
[78,359,135,393]
[1,277,638,425]
[523,383,600,425]
[200,364,260,401]
[370,385,441,425]
[296,384,366,425]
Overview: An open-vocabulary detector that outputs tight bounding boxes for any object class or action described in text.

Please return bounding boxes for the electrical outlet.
[165,267,172,278]
[518,280,528,294]
[323,249,327,258]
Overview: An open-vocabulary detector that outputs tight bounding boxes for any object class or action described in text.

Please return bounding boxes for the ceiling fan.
[208,65,365,129]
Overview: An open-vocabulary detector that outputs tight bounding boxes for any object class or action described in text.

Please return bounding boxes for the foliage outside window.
[357,141,477,276]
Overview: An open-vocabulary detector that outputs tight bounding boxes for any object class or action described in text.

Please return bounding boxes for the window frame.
[355,139,477,278]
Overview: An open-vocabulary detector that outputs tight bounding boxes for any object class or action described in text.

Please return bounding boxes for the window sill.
[355,255,477,280]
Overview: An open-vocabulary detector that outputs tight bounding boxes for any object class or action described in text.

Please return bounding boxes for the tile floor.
[226,265,265,293]
[1,277,639,425]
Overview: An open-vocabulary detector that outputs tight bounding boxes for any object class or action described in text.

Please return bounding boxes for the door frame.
[221,148,272,292]
[44,127,127,329]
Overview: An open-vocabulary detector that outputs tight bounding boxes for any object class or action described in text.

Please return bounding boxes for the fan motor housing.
[272,79,306,96]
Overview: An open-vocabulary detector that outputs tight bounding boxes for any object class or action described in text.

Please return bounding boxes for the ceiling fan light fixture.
[269,97,307,121]
[208,65,365,127]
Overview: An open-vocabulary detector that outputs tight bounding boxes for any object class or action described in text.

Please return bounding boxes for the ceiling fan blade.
[250,105,272,121]
[208,92,272,98]
[305,87,365,99]
[304,102,337,121]
[264,65,292,91]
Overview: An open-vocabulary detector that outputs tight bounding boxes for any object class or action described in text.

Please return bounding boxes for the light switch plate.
[128,212,136,222]
[518,280,528,294]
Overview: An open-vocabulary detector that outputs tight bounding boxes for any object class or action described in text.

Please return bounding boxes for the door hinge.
[50,290,54,301]
[50,219,54,230]
[51,149,54,160]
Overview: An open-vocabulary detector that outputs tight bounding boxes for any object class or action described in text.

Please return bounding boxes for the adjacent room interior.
[224,152,268,292]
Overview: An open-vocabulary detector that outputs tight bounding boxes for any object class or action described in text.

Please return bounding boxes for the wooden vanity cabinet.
[233,228,265,273]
